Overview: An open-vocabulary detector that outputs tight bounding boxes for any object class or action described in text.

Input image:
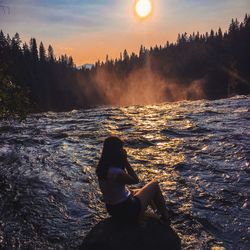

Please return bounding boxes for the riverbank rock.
[80,214,181,250]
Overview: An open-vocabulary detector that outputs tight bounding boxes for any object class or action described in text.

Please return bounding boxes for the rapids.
[0,95,249,249]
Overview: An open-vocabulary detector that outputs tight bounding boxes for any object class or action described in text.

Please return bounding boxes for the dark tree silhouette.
[48,45,55,62]
[30,38,38,62]
[39,42,46,62]
[0,14,249,112]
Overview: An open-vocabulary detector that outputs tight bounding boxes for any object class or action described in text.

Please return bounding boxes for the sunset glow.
[135,0,152,19]
[1,0,249,65]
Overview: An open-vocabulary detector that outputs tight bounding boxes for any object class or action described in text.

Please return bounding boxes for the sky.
[0,0,249,66]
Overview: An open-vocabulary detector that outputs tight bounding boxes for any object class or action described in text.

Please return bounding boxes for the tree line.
[0,14,250,115]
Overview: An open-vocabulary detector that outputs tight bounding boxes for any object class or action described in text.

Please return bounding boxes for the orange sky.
[1,0,249,65]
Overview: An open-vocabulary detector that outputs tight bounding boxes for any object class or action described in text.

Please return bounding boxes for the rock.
[80,214,181,250]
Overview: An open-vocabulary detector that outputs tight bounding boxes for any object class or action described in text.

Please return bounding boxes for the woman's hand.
[122,149,140,183]
[122,149,128,161]
[130,188,141,196]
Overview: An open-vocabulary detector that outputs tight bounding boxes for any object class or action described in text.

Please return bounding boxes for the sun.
[135,0,152,19]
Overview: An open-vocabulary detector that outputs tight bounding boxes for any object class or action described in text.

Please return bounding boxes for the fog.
[88,57,206,106]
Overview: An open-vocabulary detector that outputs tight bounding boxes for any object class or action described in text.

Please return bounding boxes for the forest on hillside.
[0,14,250,114]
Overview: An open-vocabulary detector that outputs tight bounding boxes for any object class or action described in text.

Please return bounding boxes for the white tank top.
[98,167,131,205]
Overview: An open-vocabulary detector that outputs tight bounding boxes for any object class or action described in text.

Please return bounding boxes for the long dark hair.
[96,136,126,179]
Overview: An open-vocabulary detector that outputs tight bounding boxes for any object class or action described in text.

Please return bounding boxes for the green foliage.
[0,64,30,120]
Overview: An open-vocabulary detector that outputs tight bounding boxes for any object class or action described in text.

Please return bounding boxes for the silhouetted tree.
[11,33,21,50]
[139,45,146,57]
[218,27,223,40]
[39,42,46,62]
[68,56,74,68]
[48,45,55,62]
[0,14,249,112]
[6,34,11,45]
[123,49,129,61]
[22,43,30,59]
[30,38,38,61]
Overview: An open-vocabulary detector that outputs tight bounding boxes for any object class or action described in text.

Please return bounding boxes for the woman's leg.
[134,180,169,219]
[131,188,157,211]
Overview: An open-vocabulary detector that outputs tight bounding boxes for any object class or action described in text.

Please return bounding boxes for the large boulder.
[80,214,181,250]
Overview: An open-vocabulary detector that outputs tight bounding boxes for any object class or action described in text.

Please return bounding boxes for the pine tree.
[177,33,181,44]
[11,32,21,52]
[218,27,223,39]
[123,49,129,61]
[210,29,215,39]
[105,54,109,63]
[0,30,7,49]
[22,42,30,59]
[68,56,74,68]
[244,14,250,27]
[195,32,200,42]
[229,19,240,34]
[139,45,145,57]
[48,45,55,62]
[6,34,11,45]
[39,42,46,62]
[30,38,38,61]
[244,14,248,24]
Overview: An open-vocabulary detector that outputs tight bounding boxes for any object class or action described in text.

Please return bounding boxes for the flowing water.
[0,95,249,250]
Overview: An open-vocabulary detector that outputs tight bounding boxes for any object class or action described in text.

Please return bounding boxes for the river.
[0,95,249,249]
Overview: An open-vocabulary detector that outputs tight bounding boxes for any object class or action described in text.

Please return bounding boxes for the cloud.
[0,0,117,38]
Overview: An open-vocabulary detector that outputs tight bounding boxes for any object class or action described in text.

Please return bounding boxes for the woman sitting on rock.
[96,136,170,223]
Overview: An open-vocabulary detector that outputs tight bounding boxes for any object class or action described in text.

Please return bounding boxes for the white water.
[0,95,249,249]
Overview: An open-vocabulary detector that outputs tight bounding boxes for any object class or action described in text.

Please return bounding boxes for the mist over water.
[0,95,249,249]
[90,58,207,106]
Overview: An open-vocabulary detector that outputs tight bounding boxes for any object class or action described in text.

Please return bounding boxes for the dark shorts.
[106,195,141,222]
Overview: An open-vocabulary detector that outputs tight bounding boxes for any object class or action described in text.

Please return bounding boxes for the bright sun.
[135,0,152,19]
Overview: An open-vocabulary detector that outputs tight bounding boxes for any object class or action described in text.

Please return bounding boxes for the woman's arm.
[123,149,140,183]
[115,170,139,185]
[114,150,140,185]
[124,160,140,183]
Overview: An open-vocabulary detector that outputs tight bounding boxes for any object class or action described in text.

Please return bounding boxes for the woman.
[96,136,170,223]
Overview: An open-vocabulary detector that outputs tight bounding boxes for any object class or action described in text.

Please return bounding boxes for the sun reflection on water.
[1,97,248,249]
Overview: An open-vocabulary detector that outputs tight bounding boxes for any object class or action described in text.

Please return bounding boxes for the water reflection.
[0,95,249,249]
